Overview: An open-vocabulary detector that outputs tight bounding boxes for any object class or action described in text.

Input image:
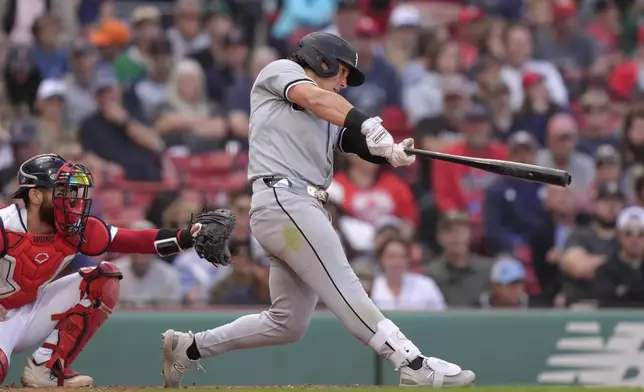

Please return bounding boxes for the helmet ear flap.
[296,44,338,78]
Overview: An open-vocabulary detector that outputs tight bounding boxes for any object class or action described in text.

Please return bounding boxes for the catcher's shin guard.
[44,262,122,385]
[0,348,8,384]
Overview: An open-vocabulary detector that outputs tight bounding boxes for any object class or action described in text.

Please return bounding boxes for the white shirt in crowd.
[500,60,569,111]
[371,272,446,311]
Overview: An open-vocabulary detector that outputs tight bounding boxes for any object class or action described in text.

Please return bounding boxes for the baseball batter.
[162,32,475,388]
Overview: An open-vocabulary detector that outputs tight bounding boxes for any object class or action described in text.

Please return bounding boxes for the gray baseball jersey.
[247,59,341,189]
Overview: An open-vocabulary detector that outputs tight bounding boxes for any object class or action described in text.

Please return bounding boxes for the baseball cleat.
[161,329,203,388]
[21,358,93,388]
[399,356,475,388]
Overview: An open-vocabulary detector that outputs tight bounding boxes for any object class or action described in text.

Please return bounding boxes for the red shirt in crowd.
[432,140,508,232]
[333,171,419,227]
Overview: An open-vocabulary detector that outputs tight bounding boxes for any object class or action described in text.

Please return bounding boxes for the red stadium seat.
[170,152,234,174]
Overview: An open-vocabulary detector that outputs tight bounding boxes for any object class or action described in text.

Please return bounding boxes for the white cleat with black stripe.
[399,356,475,388]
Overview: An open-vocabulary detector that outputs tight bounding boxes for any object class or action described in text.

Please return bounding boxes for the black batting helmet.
[12,153,68,199]
[292,32,365,87]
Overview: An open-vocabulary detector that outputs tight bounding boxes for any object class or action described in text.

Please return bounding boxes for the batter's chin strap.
[153,228,194,257]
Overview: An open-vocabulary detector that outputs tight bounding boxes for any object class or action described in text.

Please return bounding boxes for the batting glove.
[389,138,416,167]
[361,116,394,159]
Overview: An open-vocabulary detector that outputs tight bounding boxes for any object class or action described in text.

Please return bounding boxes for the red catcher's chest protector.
[0,231,78,310]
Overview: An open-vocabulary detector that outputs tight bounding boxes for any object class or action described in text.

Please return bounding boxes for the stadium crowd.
[0,0,643,311]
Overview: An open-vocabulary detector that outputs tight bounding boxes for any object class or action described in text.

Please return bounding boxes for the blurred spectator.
[432,104,508,244]
[576,88,620,156]
[622,110,644,170]
[115,220,183,306]
[476,257,529,308]
[372,236,445,310]
[595,206,644,307]
[385,3,423,72]
[536,113,595,203]
[224,45,279,148]
[584,0,621,56]
[31,14,68,79]
[531,185,579,308]
[404,42,465,123]
[450,5,486,71]
[112,5,162,84]
[593,145,623,187]
[426,211,494,308]
[33,78,70,153]
[124,36,174,124]
[533,0,599,100]
[561,181,624,306]
[62,38,98,128]
[634,173,644,208]
[485,81,514,140]
[190,1,234,73]
[210,239,270,305]
[167,0,210,64]
[353,263,374,297]
[332,154,419,230]
[2,0,50,45]
[154,58,227,154]
[342,16,401,118]
[3,45,42,115]
[608,27,644,100]
[499,23,568,111]
[228,188,265,261]
[484,131,546,256]
[321,0,362,41]
[79,65,163,181]
[511,72,563,146]
[89,18,132,64]
[204,27,250,104]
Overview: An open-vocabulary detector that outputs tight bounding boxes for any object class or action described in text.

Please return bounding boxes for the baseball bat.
[404,147,572,187]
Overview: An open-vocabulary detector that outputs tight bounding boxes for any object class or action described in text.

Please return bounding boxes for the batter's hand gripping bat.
[404,147,572,187]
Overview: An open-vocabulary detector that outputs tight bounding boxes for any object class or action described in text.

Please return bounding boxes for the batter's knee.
[265,308,311,344]
[0,348,9,384]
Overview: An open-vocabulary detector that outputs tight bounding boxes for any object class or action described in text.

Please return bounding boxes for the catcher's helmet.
[293,32,365,87]
[12,153,68,199]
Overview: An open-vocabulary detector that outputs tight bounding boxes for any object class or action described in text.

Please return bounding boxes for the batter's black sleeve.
[337,126,388,164]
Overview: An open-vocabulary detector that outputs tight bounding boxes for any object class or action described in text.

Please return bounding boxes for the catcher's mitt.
[189,208,236,266]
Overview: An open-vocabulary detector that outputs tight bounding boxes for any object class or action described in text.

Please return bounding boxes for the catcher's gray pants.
[194,180,394,359]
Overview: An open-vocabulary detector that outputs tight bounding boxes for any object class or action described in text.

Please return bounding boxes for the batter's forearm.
[290,85,355,127]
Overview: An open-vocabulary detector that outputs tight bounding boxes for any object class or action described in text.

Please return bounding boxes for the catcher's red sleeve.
[107,227,160,254]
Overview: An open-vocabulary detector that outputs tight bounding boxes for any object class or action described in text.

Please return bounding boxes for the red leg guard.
[0,348,8,385]
[43,262,122,386]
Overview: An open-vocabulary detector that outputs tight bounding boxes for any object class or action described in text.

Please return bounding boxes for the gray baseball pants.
[194,180,394,360]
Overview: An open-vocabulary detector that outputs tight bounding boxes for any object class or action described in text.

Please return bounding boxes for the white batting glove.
[388,138,416,167]
[361,116,394,159]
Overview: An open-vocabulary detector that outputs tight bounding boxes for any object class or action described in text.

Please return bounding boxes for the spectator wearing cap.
[372,236,445,311]
[432,104,508,247]
[385,4,423,72]
[190,1,234,73]
[79,65,164,181]
[403,41,463,124]
[483,131,546,256]
[511,71,565,147]
[167,0,210,64]
[3,45,42,115]
[88,18,132,64]
[224,46,279,149]
[33,79,70,153]
[341,16,401,118]
[584,0,621,56]
[332,153,419,230]
[499,23,568,112]
[576,88,620,156]
[530,184,580,307]
[426,211,494,308]
[536,113,595,203]
[476,258,529,308]
[594,206,644,307]
[210,239,270,305]
[112,5,163,84]
[533,0,600,101]
[608,26,644,100]
[560,181,625,306]
[114,220,183,307]
[30,14,69,79]
[62,39,98,128]
[450,6,486,71]
[593,144,623,188]
[153,58,227,154]
[123,36,175,124]
[203,27,250,105]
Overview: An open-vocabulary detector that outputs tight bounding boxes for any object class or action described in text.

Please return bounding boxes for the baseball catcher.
[0,153,234,388]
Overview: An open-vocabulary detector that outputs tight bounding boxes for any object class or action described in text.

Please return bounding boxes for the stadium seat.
[170,152,234,174]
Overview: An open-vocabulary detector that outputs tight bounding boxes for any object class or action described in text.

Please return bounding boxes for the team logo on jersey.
[34,253,50,263]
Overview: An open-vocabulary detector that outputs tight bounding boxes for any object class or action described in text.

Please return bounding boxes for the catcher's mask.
[51,162,94,243]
